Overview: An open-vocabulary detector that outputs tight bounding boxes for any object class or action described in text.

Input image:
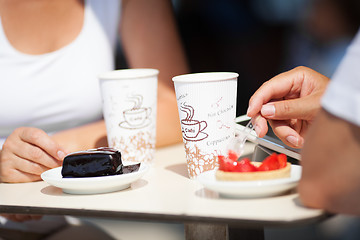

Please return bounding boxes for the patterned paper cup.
[99,69,158,164]
[173,72,238,179]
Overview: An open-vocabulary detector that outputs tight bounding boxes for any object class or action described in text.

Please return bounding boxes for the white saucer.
[183,132,208,142]
[197,165,302,198]
[119,119,151,129]
[41,161,150,195]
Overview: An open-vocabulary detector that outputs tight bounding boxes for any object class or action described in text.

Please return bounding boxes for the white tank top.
[0,0,120,145]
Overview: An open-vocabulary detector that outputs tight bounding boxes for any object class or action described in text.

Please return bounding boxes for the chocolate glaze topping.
[62,147,124,178]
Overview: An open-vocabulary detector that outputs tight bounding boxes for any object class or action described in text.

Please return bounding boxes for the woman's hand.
[0,127,67,183]
[247,66,329,148]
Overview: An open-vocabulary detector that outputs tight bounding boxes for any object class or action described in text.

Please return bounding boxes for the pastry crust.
[216,162,291,181]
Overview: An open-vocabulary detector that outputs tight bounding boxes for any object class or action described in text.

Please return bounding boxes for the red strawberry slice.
[277,154,287,168]
[218,155,235,171]
[257,153,279,171]
[219,151,288,173]
[233,158,258,172]
[227,150,239,161]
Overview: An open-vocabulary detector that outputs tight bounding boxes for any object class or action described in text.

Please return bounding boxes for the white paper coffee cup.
[99,69,158,163]
[173,72,238,178]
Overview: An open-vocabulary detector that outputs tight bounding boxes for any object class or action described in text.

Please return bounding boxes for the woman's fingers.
[247,67,308,118]
[17,127,67,161]
[268,119,305,149]
[12,153,53,175]
[12,141,62,170]
[0,160,45,183]
[0,127,67,183]
[247,66,329,149]
[252,114,269,138]
[260,95,321,121]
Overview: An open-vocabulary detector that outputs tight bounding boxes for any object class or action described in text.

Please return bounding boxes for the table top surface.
[0,143,328,227]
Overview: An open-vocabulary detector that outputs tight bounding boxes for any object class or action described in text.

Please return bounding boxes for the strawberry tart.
[216,151,291,181]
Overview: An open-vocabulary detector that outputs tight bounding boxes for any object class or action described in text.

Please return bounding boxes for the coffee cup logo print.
[119,93,151,129]
[180,102,208,141]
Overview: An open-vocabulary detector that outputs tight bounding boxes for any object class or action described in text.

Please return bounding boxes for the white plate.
[41,162,150,195]
[197,165,302,198]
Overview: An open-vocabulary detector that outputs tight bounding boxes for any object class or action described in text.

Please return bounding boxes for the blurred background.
[117,0,360,115]
[173,0,360,115]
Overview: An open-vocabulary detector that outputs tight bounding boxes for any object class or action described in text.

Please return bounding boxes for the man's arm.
[298,108,360,214]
